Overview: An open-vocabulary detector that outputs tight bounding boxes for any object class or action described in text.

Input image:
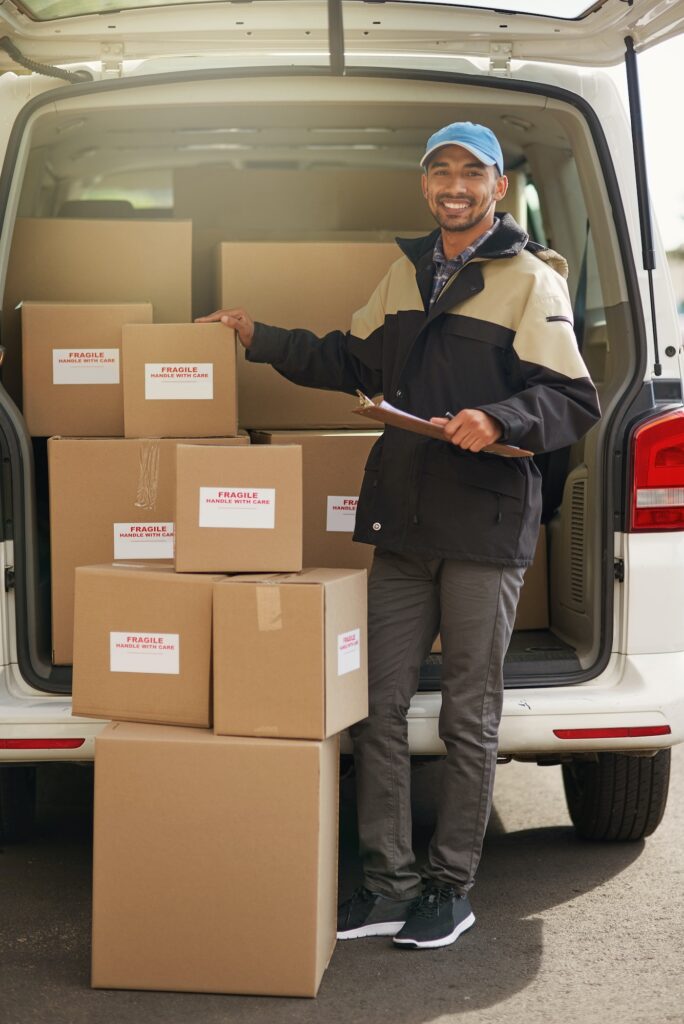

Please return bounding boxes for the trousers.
[348,548,525,898]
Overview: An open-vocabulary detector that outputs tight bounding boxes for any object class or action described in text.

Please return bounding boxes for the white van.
[0,0,682,846]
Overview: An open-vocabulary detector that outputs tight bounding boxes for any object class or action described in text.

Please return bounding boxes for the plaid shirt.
[430,220,500,307]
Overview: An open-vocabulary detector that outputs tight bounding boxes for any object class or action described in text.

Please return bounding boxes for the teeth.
[443,201,468,210]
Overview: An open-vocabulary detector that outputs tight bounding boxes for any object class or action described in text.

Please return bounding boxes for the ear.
[421,172,428,199]
[494,174,509,201]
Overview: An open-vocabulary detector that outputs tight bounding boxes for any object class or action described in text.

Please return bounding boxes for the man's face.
[421,144,508,234]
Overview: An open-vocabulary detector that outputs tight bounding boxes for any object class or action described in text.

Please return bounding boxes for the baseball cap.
[420,122,504,175]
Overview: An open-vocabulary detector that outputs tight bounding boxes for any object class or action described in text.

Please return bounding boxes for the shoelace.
[413,885,458,919]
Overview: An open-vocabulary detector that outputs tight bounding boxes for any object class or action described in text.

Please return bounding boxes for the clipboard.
[352,392,534,458]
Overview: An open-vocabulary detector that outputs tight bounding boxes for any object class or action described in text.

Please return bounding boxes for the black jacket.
[247,215,601,566]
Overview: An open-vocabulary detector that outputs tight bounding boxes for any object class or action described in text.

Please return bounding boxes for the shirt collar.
[432,217,500,267]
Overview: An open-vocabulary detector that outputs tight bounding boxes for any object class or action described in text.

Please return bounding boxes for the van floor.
[418,630,580,691]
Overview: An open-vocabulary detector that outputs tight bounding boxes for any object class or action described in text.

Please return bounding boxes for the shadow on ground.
[0,760,644,1024]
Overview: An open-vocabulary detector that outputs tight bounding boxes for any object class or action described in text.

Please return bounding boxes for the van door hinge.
[4,566,15,591]
[614,558,625,582]
[100,43,124,78]
[489,43,512,77]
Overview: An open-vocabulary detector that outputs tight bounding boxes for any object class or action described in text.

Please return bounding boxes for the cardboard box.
[217,242,397,428]
[72,564,221,727]
[21,302,153,437]
[175,443,303,573]
[92,722,338,997]
[122,323,237,438]
[512,525,549,631]
[3,217,193,405]
[252,430,379,572]
[48,435,249,665]
[213,568,368,740]
[430,526,549,653]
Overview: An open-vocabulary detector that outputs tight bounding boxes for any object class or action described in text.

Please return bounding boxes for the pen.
[444,411,454,419]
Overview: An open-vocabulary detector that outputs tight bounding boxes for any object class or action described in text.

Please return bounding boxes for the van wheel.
[562,750,671,841]
[0,766,37,843]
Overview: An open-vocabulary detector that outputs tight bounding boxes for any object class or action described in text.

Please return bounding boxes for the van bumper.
[2,652,683,762]
[345,651,684,757]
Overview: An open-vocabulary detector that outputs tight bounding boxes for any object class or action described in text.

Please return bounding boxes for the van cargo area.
[0,71,648,695]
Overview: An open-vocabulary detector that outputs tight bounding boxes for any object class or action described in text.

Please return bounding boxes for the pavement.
[1,747,683,1024]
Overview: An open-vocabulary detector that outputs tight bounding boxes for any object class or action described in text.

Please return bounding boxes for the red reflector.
[0,738,86,750]
[553,726,671,740]
[630,410,684,531]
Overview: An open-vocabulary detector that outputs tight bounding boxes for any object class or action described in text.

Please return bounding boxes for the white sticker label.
[144,363,213,400]
[52,348,120,385]
[113,522,175,560]
[326,495,359,533]
[199,487,276,529]
[337,628,361,676]
[109,632,180,675]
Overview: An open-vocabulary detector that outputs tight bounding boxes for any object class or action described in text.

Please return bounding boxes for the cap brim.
[420,140,499,172]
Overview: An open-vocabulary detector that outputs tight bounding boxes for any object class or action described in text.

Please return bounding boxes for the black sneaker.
[337,887,419,939]
[393,884,475,949]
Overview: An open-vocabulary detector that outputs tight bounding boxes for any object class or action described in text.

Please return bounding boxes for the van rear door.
[0,1,681,73]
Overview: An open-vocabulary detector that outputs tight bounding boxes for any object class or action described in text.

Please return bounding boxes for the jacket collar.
[395,212,530,270]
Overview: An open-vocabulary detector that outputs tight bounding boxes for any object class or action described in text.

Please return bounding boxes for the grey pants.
[349,548,525,899]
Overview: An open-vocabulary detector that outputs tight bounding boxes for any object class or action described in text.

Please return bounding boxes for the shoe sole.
[392,912,476,949]
[337,921,406,939]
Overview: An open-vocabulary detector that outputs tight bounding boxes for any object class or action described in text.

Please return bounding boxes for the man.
[198,122,600,950]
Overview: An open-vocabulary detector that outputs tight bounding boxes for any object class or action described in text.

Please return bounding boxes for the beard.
[432,195,496,233]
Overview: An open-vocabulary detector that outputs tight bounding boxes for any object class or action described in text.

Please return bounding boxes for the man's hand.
[430,409,503,453]
[194,308,255,349]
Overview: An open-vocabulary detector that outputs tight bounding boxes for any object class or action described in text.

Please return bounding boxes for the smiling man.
[198,121,600,950]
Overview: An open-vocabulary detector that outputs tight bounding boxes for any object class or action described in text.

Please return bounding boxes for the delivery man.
[198,122,600,950]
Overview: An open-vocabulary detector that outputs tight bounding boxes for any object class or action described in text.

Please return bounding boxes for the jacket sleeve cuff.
[245,322,289,365]
[477,403,524,446]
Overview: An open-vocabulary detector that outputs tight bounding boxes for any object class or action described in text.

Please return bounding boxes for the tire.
[562,749,671,841]
[0,765,37,843]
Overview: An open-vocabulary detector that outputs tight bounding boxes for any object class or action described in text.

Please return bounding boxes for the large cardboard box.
[21,301,153,437]
[122,323,237,438]
[252,430,379,572]
[217,241,396,428]
[48,435,248,665]
[175,443,303,573]
[72,564,221,727]
[213,568,368,740]
[92,722,339,997]
[3,217,193,405]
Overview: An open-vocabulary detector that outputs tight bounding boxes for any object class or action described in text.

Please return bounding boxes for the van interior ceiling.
[3,75,633,692]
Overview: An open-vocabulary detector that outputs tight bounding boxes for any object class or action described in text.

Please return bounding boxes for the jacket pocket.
[416,445,526,558]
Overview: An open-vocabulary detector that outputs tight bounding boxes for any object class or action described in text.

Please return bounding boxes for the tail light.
[630,409,684,531]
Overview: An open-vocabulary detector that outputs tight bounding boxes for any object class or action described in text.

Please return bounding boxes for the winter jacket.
[246,214,601,566]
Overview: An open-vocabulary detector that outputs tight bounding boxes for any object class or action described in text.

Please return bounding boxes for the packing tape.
[135,440,161,510]
[256,585,282,632]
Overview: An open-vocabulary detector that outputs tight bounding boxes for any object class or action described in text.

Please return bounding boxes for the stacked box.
[48,435,249,665]
[21,301,153,437]
[216,241,395,429]
[252,430,380,573]
[92,723,339,997]
[121,323,238,438]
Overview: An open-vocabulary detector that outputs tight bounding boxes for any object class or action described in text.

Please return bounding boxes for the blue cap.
[420,122,504,175]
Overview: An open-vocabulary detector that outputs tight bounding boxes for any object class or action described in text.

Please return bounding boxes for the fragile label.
[337,628,361,676]
[52,348,119,385]
[326,495,359,533]
[113,522,174,560]
[199,487,276,529]
[110,632,180,675]
[144,363,213,400]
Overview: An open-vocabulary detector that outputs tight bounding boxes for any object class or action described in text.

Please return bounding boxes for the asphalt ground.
[1,747,683,1024]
